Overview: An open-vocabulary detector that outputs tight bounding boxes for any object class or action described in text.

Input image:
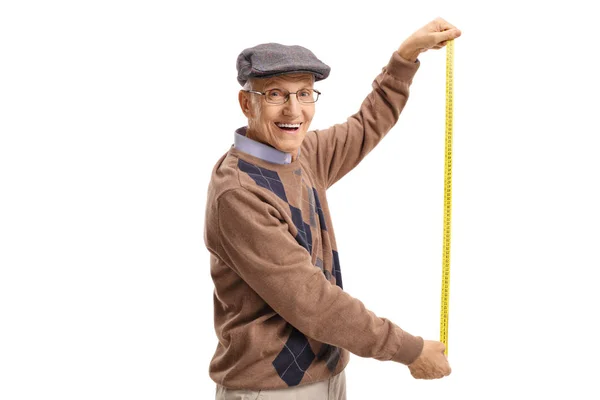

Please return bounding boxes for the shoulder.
[206,150,244,201]
[207,150,283,207]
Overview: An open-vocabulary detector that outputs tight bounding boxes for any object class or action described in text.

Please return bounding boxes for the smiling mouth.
[275,122,302,133]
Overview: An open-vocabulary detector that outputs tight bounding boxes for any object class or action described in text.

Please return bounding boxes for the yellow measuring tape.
[440,40,453,356]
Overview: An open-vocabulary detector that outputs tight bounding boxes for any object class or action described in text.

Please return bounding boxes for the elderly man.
[204,17,462,400]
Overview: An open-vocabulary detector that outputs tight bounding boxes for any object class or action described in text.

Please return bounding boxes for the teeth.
[276,123,301,128]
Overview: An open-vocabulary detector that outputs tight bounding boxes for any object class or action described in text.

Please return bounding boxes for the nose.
[282,93,301,116]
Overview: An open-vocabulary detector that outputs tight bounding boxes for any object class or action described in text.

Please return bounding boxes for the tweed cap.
[236,43,330,86]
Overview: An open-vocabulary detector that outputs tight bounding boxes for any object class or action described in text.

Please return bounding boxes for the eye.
[298,89,312,98]
[266,89,284,99]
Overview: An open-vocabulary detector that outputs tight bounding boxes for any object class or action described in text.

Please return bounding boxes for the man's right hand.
[407,340,451,379]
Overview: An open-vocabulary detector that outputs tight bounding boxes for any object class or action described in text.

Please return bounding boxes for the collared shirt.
[234,127,298,164]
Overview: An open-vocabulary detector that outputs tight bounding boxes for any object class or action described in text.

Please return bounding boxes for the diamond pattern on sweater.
[238,159,343,383]
[290,205,312,254]
[315,258,323,270]
[238,159,288,202]
[317,343,341,372]
[272,326,316,386]
[312,188,327,231]
[306,184,317,228]
[332,250,343,289]
[239,159,315,256]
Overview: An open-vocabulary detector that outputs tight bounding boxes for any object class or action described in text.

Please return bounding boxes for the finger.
[432,38,449,49]
[434,17,458,31]
[433,29,461,45]
[437,366,450,379]
[412,371,424,379]
[437,342,447,353]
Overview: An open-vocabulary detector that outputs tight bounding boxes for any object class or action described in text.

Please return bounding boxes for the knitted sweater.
[204,51,424,390]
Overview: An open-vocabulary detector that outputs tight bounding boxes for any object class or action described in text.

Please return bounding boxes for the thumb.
[435,341,446,353]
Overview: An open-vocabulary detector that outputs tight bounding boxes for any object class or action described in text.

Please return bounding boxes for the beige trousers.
[215,371,346,400]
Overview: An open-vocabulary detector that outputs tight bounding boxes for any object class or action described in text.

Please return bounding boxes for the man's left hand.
[397,17,462,62]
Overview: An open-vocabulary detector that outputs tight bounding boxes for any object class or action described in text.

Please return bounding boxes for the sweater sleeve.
[215,187,424,365]
[302,52,420,188]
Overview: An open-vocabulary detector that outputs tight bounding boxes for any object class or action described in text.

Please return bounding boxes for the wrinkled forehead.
[254,73,314,90]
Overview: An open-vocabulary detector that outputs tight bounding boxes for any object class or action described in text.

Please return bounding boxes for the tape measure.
[440,40,454,356]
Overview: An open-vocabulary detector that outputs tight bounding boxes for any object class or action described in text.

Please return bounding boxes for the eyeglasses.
[243,88,321,104]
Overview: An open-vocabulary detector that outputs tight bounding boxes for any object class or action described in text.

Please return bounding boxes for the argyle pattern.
[238,158,342,385]
[271,326,316,386]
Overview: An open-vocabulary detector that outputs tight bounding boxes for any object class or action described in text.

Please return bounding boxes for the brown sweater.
[204,51,424,390]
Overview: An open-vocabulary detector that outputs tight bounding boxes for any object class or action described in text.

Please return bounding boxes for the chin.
[278,146,297,154]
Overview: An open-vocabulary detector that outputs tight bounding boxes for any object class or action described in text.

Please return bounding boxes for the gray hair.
[242,79,255,91]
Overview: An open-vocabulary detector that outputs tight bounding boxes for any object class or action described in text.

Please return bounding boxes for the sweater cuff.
[383,51,420,83]
[390,329,424,365]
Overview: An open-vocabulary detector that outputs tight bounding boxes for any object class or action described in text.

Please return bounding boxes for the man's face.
[239,74,315,158]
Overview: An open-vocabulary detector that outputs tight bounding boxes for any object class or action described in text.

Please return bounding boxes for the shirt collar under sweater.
[234,126,300,165]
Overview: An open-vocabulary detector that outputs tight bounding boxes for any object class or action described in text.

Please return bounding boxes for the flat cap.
[236,43,331,86]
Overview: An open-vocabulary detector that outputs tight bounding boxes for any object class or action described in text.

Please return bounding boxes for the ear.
[239,90,254,118]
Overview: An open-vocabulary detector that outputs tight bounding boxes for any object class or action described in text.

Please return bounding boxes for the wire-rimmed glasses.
[243,88,321,104]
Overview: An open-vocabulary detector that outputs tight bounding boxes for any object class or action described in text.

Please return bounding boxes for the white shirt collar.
[234,126,298,164]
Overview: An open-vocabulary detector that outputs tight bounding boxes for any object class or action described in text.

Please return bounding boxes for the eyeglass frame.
[242,88,322,104]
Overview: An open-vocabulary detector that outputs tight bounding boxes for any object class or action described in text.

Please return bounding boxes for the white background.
[1,0,599,399]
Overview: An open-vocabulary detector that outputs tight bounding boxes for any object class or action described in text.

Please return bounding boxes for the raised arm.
[302,17,462,188]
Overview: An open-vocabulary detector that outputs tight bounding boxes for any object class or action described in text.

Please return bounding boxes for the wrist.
[397,46,420,63]
[391,331,424,365]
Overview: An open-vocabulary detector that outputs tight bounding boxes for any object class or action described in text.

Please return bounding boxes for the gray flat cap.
[236,43,330,86]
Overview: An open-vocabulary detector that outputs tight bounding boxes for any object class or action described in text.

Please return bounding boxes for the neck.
[245,127,297,161]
